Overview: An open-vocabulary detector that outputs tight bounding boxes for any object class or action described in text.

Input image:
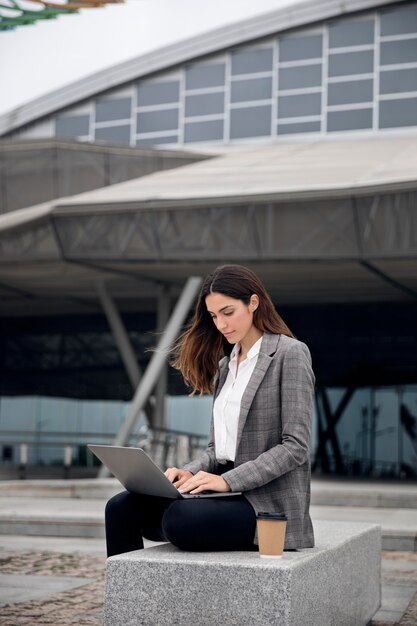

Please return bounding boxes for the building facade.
[0,0,416,477]
[2,1,417,147]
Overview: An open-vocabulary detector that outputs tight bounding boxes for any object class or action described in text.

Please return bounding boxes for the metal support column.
[98,276,201,477]
[154,285,170,430]
[314,386,355,475]
[96,280,153,426]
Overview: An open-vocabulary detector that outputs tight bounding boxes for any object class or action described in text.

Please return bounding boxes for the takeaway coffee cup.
[256,512,287,558]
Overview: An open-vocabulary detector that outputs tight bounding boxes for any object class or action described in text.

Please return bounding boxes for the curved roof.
[0,0,397,137]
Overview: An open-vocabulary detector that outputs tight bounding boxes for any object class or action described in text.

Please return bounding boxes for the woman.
[105,264,315,556]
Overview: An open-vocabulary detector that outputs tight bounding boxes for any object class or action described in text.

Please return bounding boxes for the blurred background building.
[0,0,416,479]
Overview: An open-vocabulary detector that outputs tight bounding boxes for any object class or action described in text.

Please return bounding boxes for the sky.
[0,0,293,117]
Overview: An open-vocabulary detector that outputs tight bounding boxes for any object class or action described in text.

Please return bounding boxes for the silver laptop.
[88,444,241,499]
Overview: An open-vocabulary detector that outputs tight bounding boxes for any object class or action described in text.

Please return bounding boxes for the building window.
[229,105,271,138]
[231,77,272,103]
[185,63,226,89]
[380,4,417,36]
[279,34,323,62]
[137,81,180,106]
[96,98,131,123]
[327,79,373,106]
[327,108,373,132]
[185,92,224,117]
[328,19,374,48]
[379,98,417,128]
[231,47,273,75]
[379,68,417,95]
[328,50,374,77]
[380,39,417,66]
[278,93,321,118]
[184,119,224,142]
[137,109,179,133]
[279,64,322,90]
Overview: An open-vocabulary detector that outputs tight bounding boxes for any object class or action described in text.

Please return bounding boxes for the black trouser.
[105,492,257,557]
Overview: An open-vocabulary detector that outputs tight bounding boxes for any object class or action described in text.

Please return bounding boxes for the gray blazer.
[183,332,315,549]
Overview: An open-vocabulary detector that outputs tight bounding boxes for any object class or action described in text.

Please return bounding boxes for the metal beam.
[96,279,154,426]
[96,280,140,388]
[153,285,170,430]
[51,192,417,263]
[98,276,201,476]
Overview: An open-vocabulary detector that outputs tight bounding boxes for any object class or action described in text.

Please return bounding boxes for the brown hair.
[171,264,294,396]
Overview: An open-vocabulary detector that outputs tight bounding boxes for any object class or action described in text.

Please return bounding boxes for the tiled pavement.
[0,544,416,626]
[0,551,105,626]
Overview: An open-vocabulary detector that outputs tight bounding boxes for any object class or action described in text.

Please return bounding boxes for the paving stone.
[0,547,416,625]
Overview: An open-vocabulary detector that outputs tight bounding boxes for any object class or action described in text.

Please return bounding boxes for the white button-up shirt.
[213,335,263,462]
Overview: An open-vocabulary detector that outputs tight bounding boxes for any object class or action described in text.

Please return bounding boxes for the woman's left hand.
[178,471,231,494]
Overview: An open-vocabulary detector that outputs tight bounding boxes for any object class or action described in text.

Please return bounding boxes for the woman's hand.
[177,470,231,495]
[164,467,194,489]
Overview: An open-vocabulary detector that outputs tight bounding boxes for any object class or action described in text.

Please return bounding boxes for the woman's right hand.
[164,467,194,488]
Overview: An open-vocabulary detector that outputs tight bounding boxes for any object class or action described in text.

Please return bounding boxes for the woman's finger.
[179,476,202,493]
[164,467,180,483]
[173,474,191,488]
[183,477,210,494]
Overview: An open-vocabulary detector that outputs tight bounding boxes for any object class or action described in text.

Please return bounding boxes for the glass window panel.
[56,115,90,138]
[380,5,417,36]
[230,105,271,138]
[329,19,374,48]
[185,92,224,117]
[328,50,374,76]
[278,121,321,134]
[327,108,373,131]
[136,136,178,146]
[327,79,373,105]
[279,34,323,62]
[278,93,321,118]
[184,120,224,142]
[279,64,322,90]
[379,68,417,94]
[137,81,180,106]
[185,63,225,89]
[231,77,272,103]
[96,98,131,123]
[380,39,417,66]
[137,109,179,133]
[231,47,273,75]
[379,97,417,128]
[95,125,131,145]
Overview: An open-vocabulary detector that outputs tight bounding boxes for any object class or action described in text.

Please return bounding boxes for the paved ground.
[374,552,417,626]
[0,478,416,624]
[0,538,416,626]
[0,550,105,625]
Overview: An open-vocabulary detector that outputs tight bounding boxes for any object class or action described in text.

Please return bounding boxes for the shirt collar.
[230,334,263,363]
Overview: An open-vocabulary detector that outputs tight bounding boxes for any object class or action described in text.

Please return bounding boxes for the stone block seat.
[104,520,381,626]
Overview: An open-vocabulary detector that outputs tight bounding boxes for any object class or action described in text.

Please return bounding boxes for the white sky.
[0,0,292,117]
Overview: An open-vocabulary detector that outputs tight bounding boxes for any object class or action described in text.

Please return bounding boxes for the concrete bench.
[104,520,381,626]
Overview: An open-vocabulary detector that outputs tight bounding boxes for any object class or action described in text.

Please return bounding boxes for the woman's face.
[205,292,259,345]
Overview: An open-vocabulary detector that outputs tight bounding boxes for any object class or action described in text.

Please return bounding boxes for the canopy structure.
[1,135,416,317]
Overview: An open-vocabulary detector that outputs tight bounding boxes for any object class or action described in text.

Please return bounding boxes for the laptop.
[88,444,241,499]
